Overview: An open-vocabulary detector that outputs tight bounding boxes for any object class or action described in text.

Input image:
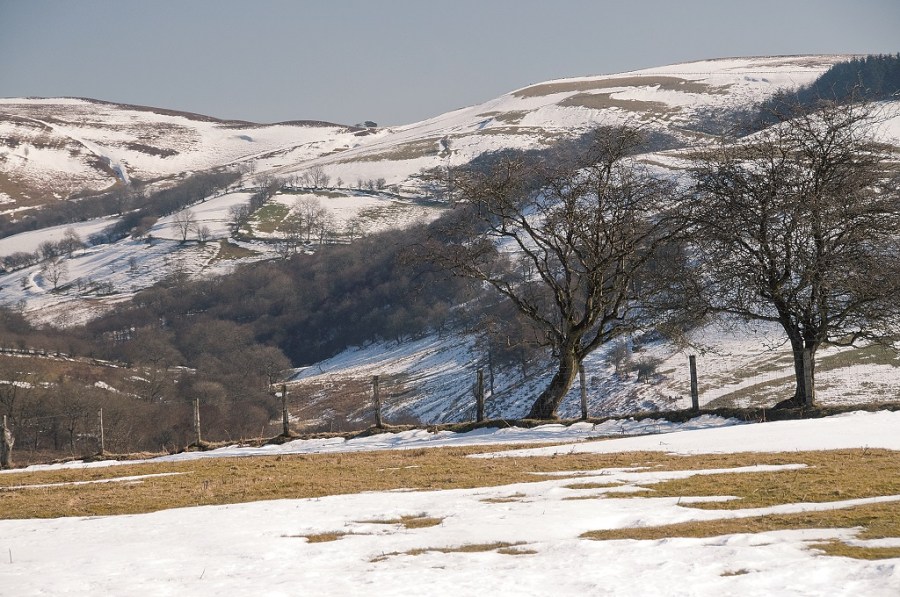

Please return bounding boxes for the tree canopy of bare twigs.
[172,209,197,243]
[430,126,686,419]
[688,101,900,406]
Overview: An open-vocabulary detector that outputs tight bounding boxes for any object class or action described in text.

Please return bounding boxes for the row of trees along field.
[0,171,238,243]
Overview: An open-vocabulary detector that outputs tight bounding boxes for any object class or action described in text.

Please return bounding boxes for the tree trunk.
[785,341,817,407]
[526,349,580,419]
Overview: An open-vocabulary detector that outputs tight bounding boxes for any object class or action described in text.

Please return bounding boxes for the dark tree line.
[0,171,231,241]
[91,171,239,244]
[753,54,900,128]
[88,222,474,366]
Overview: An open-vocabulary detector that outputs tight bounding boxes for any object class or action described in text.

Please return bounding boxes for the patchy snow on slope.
[287,314,900,425]
[0,217,118,256]
[154,191,254,240]
[0,410,897,596]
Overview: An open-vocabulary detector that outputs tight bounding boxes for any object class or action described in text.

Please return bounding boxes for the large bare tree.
[172,209,197,243]
[433,127,683,419]
[294,197,327,243]
[689,101,900,406]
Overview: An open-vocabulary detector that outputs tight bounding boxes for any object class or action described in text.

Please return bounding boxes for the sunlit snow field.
[1,411,898,596]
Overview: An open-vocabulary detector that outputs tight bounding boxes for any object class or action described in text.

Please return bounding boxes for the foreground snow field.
[1,411,898,596]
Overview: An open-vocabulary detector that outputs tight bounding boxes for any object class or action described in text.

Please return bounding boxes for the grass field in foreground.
[1,446,897,559]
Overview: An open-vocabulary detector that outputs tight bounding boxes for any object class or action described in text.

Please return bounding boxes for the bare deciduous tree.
[307,165,330,189]
[228,203,251,233]
[432,127,683,419]
[688,101,900,407]
[42,257,68,290]
[172,209,197,243]
[58,228,85,257]
[344,217,365,242]
[276,212,305,258]
[196,224,212,244]
[294,197,327,243]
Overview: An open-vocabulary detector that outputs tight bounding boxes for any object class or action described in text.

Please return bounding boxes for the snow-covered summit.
[0,55,854,209]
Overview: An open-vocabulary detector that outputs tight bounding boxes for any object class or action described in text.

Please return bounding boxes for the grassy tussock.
[286,531,357,543]
[355,514,443,529]
[811,540,900,560]
[371,542,525,562]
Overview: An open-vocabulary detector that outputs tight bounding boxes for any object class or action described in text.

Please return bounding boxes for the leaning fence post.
[281,384,290,436]
[579,364,588,420]
[373,376,383,428]
[98,409,105,455]
[0,415,12,469]
[689,355,699,411]
[475,368,485,422]
[193,399,202,445]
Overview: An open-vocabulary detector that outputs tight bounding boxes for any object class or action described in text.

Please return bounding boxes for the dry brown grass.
[213,239,259,261]
[577,449,900,559]
[2,443,898,565]
[286,531,358,543]
[475,110,530,124]
[811,539,900,560]
[514,75,730,98]
[559,93,673,115]
[355,514,443,529]
[345,138,442,163]
[371,541,526,562]
[481,492,527,504]
[581,501,900,554]
[0,447,741,519]
[619,449,900,509]
[564,481,623,490]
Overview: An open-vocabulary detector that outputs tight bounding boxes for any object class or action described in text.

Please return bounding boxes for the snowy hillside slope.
[0,56,872,322]
[0,55,898,421]
[0,98,374,206]
[0,55,851,209]
[271,55,857,190]
[287,318,900,425]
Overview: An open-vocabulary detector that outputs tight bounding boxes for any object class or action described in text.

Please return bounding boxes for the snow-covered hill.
[0,55,851,209]
[0,55,898,420]
[0,56,869,319]
[0,98,373,207]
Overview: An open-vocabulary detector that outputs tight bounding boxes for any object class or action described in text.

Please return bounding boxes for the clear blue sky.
[1,0,898,126]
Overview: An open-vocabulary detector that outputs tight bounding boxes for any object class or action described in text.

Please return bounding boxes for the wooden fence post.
[689,355,699,411]
[373,376,383,429]
[475,369,485,423]
[281,384,290,437]
[193,399,202,445]
[98,409,105,455]
[579,364,588,420]
[0,415,12,469]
